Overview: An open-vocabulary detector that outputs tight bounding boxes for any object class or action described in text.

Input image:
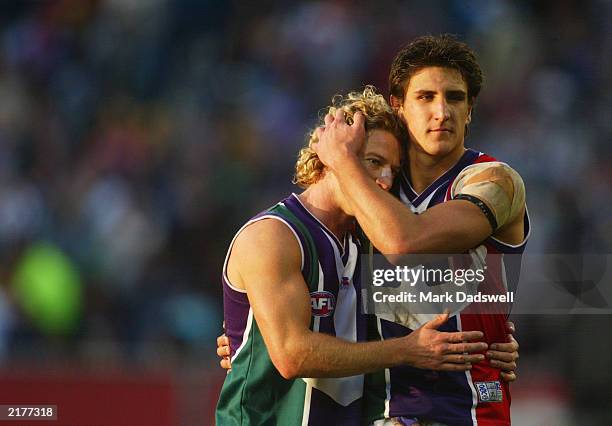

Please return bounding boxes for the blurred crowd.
[0,0,611,422]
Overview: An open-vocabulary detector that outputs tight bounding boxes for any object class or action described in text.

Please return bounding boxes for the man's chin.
[418,141,455,157]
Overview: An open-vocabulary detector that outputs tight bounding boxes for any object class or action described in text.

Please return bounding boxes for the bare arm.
[311,111,522,381]
[323,156,490,254]
[228,219,487,379]
[216,318,519,380]
[312,110,523,254]
[311,110,490,253]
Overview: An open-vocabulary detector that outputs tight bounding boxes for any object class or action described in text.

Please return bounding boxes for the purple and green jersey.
[216,194,366,425]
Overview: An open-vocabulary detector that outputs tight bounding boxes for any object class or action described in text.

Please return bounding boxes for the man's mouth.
[429,128,452,133]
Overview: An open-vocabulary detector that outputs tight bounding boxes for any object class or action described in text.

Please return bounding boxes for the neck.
[297,182,353,242]
[408,144,466,194]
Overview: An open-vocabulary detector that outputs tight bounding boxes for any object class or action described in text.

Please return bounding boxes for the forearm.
[333,157,493,254]
[283,315,488,378]
[285,330,407,378]
[333,156,420,254]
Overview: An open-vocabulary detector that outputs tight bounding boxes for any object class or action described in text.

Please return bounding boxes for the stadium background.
[0,0,611,424]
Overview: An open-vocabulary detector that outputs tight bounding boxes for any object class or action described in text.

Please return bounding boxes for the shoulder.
[452,161,526,229]
[231,217,303,275]
[237,217,299,243]
[457,162,524,195]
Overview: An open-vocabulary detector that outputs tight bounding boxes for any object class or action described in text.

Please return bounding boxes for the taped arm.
[319,155,492,253]
[326,159,525,253]
[451,162,526,232]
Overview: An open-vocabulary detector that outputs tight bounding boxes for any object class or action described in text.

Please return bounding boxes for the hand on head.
[312,110,366,170]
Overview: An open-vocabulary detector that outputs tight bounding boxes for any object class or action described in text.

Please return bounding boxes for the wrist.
[326,148,359,171]
[385,338,408,368]
[331,152,362,175]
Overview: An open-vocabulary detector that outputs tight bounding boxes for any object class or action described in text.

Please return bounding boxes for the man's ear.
[466,106,472,124]
[389,95,402,112]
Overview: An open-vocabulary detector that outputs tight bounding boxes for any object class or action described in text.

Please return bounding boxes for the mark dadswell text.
[372,291,514,304]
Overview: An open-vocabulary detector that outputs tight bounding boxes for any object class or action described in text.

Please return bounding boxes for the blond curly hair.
[293,86,406,188]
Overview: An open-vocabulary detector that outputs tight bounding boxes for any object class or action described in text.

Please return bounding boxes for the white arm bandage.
[451,162,525,230]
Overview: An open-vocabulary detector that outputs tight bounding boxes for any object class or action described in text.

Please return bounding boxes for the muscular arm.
[326,156,491,254]
[217,324,520,382]
[227,219,487,379]
[312,110,525,254]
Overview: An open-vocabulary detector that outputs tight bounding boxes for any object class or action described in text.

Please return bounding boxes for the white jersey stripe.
[377,316,392,418]
[324,232,358,343]
[456,314,479,426]
[301,382,313,426]
[230,308,253,363]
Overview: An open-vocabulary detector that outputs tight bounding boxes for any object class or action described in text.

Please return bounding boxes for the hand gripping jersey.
[216,194,366,426]
[364,149,530,426]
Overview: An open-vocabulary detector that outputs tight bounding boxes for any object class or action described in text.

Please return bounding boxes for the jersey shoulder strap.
[266,202,320,292]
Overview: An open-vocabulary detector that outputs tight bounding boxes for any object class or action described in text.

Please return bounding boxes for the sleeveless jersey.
[216,193,366,425]
[364,149,530,426]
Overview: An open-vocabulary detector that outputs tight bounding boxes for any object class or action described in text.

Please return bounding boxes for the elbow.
[275,359,300,380]
[379,238,415,255]
[379,226,433,255]
[269,343,307,380]
[272,357,302,380]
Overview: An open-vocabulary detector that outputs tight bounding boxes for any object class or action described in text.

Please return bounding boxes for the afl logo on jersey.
[310,291,335,317]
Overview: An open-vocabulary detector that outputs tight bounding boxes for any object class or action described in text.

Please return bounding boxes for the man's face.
[394,66,472,158]
[360,129,401,192]
[327,128,400,218]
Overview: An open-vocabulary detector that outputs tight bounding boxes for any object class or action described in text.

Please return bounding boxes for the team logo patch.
[310,291,336,317]
[475,381,503,403]
[340,276,350,290]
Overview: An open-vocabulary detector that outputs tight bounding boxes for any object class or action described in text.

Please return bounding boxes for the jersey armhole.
[222,215,305,293]
[487,206,531,250]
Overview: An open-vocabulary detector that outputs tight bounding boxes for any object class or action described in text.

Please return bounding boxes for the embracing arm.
[325,156,491,254]
[228,219,487,379]
[217,320,520,382]
[312,110,525,254]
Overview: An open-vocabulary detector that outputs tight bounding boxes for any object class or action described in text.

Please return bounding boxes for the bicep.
[411,162,527,253]
[231,220,312,354]
[451,162,526,230]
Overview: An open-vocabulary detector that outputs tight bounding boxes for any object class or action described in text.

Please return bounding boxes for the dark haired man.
[314,34,528,426]
[215,88,492,426]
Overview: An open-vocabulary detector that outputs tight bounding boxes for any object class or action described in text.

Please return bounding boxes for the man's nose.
[376,168,394,191]
[433,98,450,121]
